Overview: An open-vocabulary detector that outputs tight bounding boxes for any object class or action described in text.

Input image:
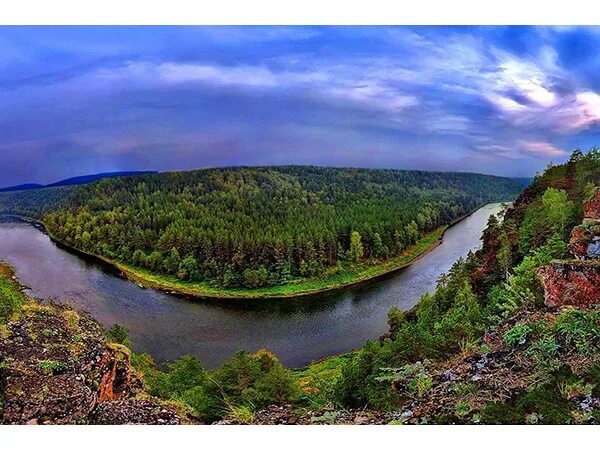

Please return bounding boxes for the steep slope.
[0,263,184,425]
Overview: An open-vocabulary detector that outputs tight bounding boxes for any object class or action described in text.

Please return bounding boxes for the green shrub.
[106,323,131,347]
[525,335,560,371]
[504,324,533,347]
[213,350,300,409]
[38,360,66,374]
[555,308,600,355]
[376,361,433,399]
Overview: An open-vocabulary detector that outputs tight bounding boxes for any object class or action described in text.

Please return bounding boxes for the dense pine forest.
[12,166,522,290]
[119,148,600,424]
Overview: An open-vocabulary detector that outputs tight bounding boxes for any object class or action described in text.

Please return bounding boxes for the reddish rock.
[537,261,600,308]
[569,226,591,259]
[97,344,136,403]
[0,303,178,425]
[584,189,600,220]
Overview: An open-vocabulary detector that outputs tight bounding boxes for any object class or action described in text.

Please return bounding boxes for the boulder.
[584,188,600,220]
[0,303,179,425]
[537,261,600,308]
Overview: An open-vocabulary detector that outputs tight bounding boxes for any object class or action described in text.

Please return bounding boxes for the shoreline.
[1,203,494,301]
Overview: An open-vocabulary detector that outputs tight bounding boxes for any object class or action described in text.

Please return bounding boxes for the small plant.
[63,310,80,330]
[377,361,433,399]
[525,335,560,371]
[38,360,66,375]
[42,328,54,337]
[504,324,533,347]
[227,405,255,424]
[311,411,339,424]
[106,323,131,348]
[387,419,404,425]
[452,381,477,399]
[556,309,600,355]
[455,401,471,418]
[557,379,594,400]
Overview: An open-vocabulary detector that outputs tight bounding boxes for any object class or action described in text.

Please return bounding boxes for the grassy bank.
[17,203,486,300]
[0,262,27,325]
[78,225,448,300]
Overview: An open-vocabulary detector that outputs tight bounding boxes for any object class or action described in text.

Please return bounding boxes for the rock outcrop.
[584,188,600,220]
[536,261,600,308]
[0,302,181,425]
[538,188,600,308]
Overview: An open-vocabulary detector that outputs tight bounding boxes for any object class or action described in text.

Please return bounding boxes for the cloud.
[159,63,278,87]
[521,141,568,157]
[4,25,600,186]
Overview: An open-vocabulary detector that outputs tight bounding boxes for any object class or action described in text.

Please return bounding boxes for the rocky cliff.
[0,299,182,424]
[538,188,600,308]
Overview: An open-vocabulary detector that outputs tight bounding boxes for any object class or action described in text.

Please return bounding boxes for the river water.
[0,203,502,368]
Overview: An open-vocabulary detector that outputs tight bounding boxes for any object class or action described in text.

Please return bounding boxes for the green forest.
[3,166,521,292]
[120,148,600,424]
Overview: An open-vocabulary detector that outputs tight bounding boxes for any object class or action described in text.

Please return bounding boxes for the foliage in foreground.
[133,350,300,422]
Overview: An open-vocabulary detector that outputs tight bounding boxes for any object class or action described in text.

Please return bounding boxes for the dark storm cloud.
[1,26,600,188]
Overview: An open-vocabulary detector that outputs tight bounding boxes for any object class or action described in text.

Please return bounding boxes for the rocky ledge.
[0,302,182,425]
[538,187,600,308]
[537,261,600,308]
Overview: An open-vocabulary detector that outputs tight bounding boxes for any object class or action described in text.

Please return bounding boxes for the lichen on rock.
[0,302,181,425]
[537,261,600,308]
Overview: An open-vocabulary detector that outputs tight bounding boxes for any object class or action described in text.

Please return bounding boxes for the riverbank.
[41,222,449,300]
[2,204,491,300]
[41,205,488,300]
[0,203,503,367]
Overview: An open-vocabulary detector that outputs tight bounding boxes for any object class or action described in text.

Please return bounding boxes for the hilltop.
[0,171,155,193]
[6,165,523,299]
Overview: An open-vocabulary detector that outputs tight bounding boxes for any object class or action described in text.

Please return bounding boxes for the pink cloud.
[521,141,568,158]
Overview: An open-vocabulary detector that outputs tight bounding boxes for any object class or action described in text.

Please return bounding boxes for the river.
[0,203,502,368]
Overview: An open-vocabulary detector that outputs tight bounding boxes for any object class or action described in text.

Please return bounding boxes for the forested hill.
[36,166,522,290]
[0,170,156,192]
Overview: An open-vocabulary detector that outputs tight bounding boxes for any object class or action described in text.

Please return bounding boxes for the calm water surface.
[0,203,502,368]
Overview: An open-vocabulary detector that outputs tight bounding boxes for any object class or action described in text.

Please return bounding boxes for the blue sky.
[1,26,600,187]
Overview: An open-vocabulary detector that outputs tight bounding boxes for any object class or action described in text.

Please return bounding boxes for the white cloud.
[159,63,278,87]
[521,141,568,158]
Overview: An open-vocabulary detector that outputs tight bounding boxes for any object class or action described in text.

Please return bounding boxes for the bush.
[525,335,560,371]
[555,309,600,355]
[504,324,533,347]
[376,361,433,399]
[213,350,300,409]
[242,266,269,288]
[106,323,131,347]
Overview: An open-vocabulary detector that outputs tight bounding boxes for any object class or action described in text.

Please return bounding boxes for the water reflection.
[0,203,501,368]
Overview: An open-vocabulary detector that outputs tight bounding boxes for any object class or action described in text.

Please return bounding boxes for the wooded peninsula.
[0,166,522,298]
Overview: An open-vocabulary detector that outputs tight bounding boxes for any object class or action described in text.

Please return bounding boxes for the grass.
[0,262,27,323]
[80,226,448,300]
[292,353,353,408]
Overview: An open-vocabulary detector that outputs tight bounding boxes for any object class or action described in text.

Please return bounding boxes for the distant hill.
[510,177,533,187]
[0,171,157,193]
[39,166,524,293]
[0,183,44,193]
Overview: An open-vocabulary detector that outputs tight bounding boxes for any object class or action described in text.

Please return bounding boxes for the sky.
[1,25,600,187]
